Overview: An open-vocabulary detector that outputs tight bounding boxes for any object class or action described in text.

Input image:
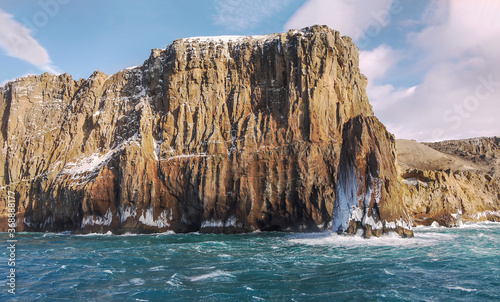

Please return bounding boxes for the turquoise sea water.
[1,223,499,301]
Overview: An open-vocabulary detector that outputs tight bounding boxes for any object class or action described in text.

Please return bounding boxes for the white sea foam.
[383,269,395,276]
[130,278,145,285]
[166,273,182,287]
[417,221,500,231]
[188,270,235,282]
[287,230,455,247]
[155,230,176,236]
[148,266,166,272]
[445,286,477,292]
[75,232,114,237]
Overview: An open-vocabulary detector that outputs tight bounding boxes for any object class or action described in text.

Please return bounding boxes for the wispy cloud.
[213,0,292,30]
[0,9,59,74]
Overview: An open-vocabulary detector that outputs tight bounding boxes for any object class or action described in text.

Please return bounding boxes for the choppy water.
[1,223,499,301]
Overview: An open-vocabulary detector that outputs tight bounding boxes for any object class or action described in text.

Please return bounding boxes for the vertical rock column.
[332,116,413,237]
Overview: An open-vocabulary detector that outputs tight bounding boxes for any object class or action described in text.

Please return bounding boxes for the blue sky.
[1,0,499,142]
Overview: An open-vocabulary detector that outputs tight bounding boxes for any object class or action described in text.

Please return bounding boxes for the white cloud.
[0,9,59,74]
[374,0,500,142]
[360,45,400,82]
[378,54,500,142]
[284,0,394,41]
[214,0,292,30]
[412,1,500,60]
[284,0,500,141]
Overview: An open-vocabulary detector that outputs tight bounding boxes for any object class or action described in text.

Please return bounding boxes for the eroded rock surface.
[0,26,412,235]
[333,117,413,238]
[397,139,500,226]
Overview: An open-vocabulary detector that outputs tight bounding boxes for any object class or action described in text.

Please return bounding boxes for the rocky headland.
[0,25,498,236]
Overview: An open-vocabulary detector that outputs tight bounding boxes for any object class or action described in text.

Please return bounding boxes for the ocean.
[1,223,499,301]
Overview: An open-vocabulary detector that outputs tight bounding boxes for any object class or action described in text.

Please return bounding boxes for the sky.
[0,0,499,142]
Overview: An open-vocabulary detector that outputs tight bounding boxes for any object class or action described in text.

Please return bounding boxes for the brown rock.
[0,26,413,236]
[332,116,413,238]
[397,139,500,226]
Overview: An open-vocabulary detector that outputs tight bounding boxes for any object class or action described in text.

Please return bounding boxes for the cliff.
[397,139,500,226]
[0,25,412,235]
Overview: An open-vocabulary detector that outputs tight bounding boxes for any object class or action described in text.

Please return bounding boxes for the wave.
[74,231,114,236]
[148,266,167,272]
[287,231,456,247]
[445,286,477,292]
[129,278,145,285]
[415,221,500,231]
[188,270,235,282]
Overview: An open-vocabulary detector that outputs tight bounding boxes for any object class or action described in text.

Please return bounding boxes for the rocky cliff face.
[332,117,413,237]
[0,25,412,235]
[397,139,500,226]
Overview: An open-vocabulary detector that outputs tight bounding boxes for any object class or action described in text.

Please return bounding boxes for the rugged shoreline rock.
[332,116,413,238]
[398,139,500,227]
[0,25,409,236]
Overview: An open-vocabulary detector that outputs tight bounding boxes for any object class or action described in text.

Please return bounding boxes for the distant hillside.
[397,138,500,226]
[425,137,500,181]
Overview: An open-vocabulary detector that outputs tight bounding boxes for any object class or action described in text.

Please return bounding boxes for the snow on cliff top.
[181,34,278,43]
[180,28,318,44]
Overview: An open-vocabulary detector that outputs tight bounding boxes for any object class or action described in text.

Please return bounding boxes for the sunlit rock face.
[397,138,500,227]
[0,25,412,235]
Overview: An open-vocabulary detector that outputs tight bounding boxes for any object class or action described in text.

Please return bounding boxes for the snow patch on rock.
[201,216,240,229]
[182,34,277,44]
[384,220,396,229]
[331,165,360,233]
[62,134,139,182]
[120,206,137,223]
[402,178,429,188]
[139,207,172,228]
[81,209,113,228]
